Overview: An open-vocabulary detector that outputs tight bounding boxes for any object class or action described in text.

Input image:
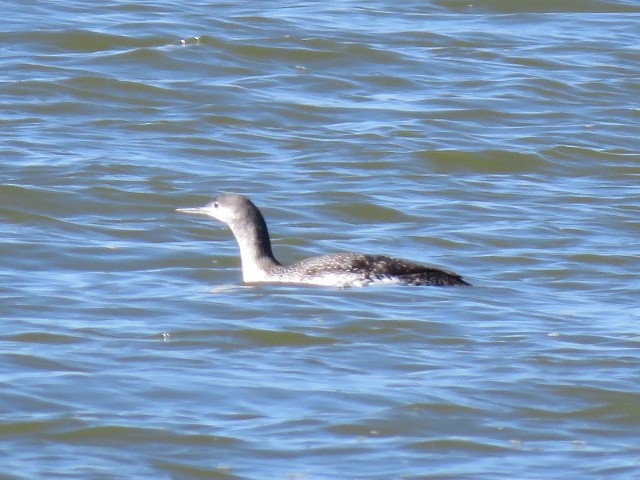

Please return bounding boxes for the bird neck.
[229,210,282,282]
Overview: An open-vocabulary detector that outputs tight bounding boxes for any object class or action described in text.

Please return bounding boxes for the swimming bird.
[177,194,469,287]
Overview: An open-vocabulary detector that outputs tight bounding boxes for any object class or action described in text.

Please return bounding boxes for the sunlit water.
[2,1,639,479]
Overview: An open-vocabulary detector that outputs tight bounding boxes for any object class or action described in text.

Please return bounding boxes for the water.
[2,1,639,478]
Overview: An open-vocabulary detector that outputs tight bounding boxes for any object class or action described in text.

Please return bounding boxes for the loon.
[177,194,469,287]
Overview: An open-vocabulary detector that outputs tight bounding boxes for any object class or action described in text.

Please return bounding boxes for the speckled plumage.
[177,194,469,287]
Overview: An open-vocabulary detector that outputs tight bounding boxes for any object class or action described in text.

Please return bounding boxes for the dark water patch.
[544,145,640,167]
[409,437,513,453]
[403,401,483,415]
[162,328,339,349]
[49,424,241,447]
[331,318,470,348]
[325,398,493,440]
[62,76,180,106]
[440,0,640,13]
[0,417,72,439]
[548,386,640,425]
[230,328,339,348]
[229,42,342,65]
[92,45,185,71]
[326,201,408,223]
[417,149,551,173]
[6,332,83,345]
[6,353,87,373]
[0,184,73,215]
[6,29,168,54]
[153,460,241,479]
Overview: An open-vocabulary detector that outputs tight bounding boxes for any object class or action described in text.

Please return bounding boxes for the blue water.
[2,1,639,479]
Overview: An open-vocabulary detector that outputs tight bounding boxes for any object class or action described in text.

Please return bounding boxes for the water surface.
[1,1,639,479]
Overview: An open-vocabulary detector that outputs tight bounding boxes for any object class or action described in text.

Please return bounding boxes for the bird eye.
[213,202,219,208]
